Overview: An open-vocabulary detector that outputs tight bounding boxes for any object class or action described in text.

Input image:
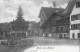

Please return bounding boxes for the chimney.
[53,1,56,8]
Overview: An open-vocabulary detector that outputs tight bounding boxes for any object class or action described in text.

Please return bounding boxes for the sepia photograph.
[0,0,80,52]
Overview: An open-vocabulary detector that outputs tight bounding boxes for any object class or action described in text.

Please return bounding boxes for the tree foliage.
[11,6,29,31]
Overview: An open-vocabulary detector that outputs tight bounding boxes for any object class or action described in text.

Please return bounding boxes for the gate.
[59,34,63,38]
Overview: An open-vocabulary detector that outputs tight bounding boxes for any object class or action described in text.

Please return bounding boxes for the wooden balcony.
[57,25,70,33]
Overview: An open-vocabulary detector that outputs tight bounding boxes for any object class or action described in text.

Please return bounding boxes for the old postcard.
[0,0,80,52]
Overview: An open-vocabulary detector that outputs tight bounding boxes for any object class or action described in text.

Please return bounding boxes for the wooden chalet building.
[39,7,65,38]
[40,11,70,38]
[39,0,75,38]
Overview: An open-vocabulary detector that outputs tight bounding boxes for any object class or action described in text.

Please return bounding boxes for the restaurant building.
[70,0,80,39]
[39,0,76,39]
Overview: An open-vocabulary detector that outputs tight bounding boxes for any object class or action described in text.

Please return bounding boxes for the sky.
[0,0,70,23]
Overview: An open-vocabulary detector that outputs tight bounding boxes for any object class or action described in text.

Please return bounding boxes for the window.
[63,26,67,31]
[71,15,77,21]
[71,14,80,21]
[73,24,75,29]
[71,25,73,29]
[78,24,80,29]
[57,20,62,24]
[76,1,80,8]
[12,33,15,36]
[77,14,80,19]
[75,24,78,29]
[58,26,63,31]
[51,27,56,32]
[71,24,75,29]
[78,33,80,38]
[71,24,80,30]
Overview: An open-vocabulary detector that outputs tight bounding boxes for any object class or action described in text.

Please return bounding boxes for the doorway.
[72,33,75,38]
[78,33,80,38]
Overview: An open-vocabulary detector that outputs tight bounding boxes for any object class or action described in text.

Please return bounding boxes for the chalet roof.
[62,0,78,17]
[39,7,64,17]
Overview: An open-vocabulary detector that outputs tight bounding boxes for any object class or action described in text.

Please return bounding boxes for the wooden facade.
[39,0,79,39]
[41,13,70,38]
[57,17,70,33]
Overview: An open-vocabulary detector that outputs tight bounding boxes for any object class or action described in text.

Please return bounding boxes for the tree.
[16,6,24,21]
[11,6,29,31]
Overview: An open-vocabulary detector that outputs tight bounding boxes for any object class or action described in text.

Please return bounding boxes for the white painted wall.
[70,3,80,39]
[70,4,80,16]
[71,20,80,24]
[70,30,80,39]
